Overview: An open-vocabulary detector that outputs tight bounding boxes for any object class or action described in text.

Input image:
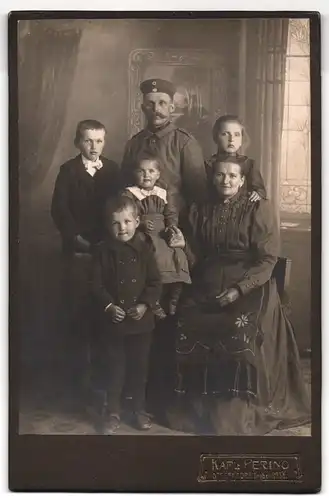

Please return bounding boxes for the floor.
[18,358,311,436]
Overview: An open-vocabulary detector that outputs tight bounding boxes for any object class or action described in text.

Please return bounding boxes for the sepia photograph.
[9,10,321,492]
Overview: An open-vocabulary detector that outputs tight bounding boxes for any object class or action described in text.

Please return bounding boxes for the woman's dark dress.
[167,191,310,435]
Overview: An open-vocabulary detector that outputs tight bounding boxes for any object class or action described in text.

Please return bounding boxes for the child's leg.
[152,300,167,320]
[152,283,181,319]
[105,333,126,419]
[168,282,183,315]
[125,331,153,429]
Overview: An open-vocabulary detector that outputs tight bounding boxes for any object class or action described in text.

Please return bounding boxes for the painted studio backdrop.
[17,18,311,432]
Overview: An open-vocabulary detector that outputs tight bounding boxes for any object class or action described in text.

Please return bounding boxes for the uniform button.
[120,299,125,304]
[120,279,125,284]
[132,279,136,283]
[119,261,124,265]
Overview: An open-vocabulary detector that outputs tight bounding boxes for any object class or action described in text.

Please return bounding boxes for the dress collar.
[207,152,248,166]
[213,188,246,206]
[126,185,167,203]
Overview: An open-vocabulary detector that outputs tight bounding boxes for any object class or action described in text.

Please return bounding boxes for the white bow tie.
[84,159,103,170]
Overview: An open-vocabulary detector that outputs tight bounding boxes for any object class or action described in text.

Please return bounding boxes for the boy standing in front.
[90,195,162,434]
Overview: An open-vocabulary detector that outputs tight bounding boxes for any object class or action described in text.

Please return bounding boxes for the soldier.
[121,78,208,213]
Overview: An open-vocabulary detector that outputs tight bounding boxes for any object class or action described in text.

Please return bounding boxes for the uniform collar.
[144,121,176,139]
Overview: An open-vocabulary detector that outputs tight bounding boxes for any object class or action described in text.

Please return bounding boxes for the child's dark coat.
[51,154,120,254]
[91,232,162,336]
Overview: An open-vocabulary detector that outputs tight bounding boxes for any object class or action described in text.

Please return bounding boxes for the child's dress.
[124,186,191,285]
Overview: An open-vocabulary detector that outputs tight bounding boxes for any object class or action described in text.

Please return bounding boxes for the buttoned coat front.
[91,232,162,336]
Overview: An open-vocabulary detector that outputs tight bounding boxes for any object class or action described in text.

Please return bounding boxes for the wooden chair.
[272,257,292,298]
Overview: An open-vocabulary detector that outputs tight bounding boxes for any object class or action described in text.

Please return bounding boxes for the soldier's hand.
[106,304,126,323]
[127,303,147,320]
[249,191,261,202]
[168,226,185,248]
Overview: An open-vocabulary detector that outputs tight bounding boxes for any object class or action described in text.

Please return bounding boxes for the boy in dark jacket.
[51,120,120,392]
[90,195,162,434]
[51,119,120,255]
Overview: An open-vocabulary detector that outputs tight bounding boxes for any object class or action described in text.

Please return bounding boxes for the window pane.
[287,56,310,82]
[280,19,311,216]
[285,130,310,182]
[288,19,310,56]
[280,129,289,179]
[286,104,310,132]
[286,81,310,106]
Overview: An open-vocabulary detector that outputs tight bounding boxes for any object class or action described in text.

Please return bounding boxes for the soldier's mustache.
[151,112,167,118]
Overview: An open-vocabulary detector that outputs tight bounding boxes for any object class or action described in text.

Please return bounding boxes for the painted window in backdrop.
[280,19,311,215]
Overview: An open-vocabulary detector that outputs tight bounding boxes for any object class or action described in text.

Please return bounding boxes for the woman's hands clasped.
[215,287,240,307]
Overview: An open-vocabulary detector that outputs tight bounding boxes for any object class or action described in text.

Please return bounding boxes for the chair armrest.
[272,257,292,297]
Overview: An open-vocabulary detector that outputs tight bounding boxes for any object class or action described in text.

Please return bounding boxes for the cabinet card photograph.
[9,11,321,493]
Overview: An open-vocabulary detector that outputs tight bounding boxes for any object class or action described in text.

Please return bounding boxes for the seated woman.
[166,155,311,435]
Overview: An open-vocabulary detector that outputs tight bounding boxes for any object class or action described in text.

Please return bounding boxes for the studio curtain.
[18,23,82,190]
[243,19,289,229]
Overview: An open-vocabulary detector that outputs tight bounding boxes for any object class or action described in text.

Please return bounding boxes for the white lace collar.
[126,185,167,203]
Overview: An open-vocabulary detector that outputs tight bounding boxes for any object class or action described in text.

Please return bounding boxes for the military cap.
[140,78,176,99]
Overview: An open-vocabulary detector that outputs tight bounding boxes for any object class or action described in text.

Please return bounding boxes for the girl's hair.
[211,154,248,177]
[105,194,139,219]
[131,153,168,189]
[212,114,250,151]
[212,114,243,142]
[133,153,163,172]
[74,119,106,144]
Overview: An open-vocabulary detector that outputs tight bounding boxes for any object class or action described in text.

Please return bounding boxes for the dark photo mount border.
[8,10,321,493]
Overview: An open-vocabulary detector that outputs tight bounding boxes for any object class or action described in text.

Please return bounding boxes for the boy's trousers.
[91,330,153,415]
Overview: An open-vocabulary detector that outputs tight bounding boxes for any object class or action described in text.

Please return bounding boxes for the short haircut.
[105,194,139,219]
[74,119,106,144]
[212,114,245,143]
[133,153,163,172]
